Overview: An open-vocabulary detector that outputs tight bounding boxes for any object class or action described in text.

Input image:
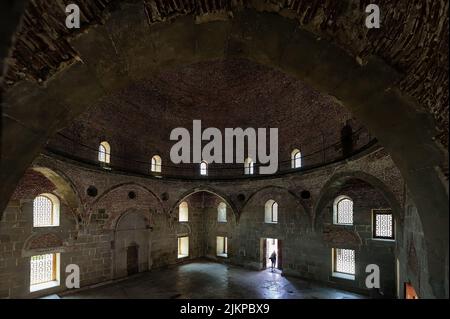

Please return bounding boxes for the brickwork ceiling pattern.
[4,0,448,146]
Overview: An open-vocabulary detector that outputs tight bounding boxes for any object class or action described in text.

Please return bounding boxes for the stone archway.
[1,3,448,297]
[172,186,239,221]
[314,171,403,229]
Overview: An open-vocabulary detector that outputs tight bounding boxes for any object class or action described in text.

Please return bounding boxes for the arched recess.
[171,187,238,222]
[313,171,403,231]
[92,182,164,228]
[93,182,163,208]
[113,209,152,278]
[314,171,405,297]
[30,166,81,226]
[242,185,311,228]
[1,5,447,297]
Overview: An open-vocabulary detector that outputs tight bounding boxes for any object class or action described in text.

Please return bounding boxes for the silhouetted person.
[341,120,354,157]
[269,251,277,272]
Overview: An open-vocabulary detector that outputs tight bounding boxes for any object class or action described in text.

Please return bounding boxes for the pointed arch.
[171,186,238,221]
[313,171,402,230]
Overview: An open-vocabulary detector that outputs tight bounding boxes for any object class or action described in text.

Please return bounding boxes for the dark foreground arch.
[1,5,447,297]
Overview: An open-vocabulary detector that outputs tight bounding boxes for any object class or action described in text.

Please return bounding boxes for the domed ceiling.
[47,58,368,174]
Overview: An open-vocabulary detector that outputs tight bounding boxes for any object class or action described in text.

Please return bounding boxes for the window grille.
[33,195,53,227]
[30,254,56,286]
[335,197,353,225]
[373,209,394,239]
[334,248,355,275]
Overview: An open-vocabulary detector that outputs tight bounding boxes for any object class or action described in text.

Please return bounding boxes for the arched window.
[218,202,227,222]
[333,195,353,225]
[291,149,301,168]
[200,161,208,176]
[264,200,278,224]
[98,141,111,164]
[151,155,162,173]
[244,157,254,175]
[179,201,188,222]
[33,193,60,227]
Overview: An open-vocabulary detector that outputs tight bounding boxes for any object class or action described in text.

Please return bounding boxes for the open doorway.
[261,238,282,273]
[405,283,419,299]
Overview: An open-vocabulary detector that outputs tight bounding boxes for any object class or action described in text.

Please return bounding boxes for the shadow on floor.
[61,261,366,299]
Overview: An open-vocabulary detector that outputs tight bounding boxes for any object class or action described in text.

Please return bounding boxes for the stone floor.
[61,261,365,299]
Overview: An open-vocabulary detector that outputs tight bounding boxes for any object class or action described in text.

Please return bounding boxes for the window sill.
[217,220,227,223]
[332,272,355,281]
[217,253,228,258]
[177,254,189,259]
[33,225,59,228]
[372,238,395,242]
[264,221,278,224]
[30,280,60,292]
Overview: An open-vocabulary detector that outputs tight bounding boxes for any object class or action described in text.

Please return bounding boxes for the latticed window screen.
[30,254,56,286]
[334,248,355,275]
[374,210,394,239]
[337,198,353,224]
[33,195,53,227]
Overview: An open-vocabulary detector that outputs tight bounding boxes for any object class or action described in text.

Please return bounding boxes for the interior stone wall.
[201,195,237,261]
[0,147,432,298]
[231,187,309,271]
[395,192,439,299]
[315,179,396,297]
[1,8,447,299]
[0,171,103,298]
[114,211,151,278]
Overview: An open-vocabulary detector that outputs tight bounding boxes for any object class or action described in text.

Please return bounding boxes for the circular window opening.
[87,186,98,197]
[300,190,311,199]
